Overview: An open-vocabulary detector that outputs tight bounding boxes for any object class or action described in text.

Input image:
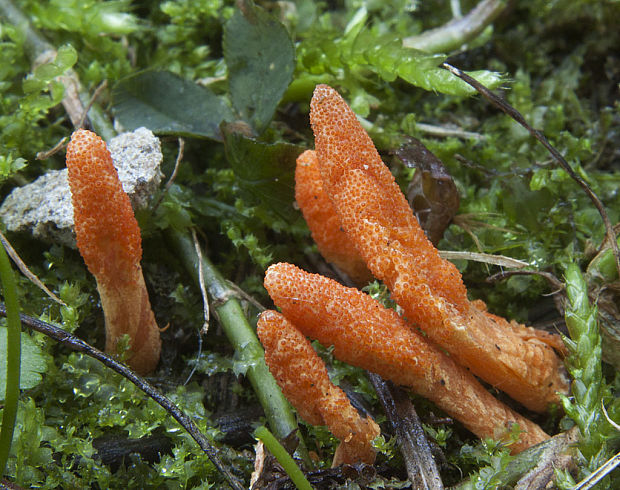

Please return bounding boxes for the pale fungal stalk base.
[98,269,161,375]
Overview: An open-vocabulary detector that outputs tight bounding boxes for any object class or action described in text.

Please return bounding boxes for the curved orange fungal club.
[310,85,467,309]
[295,149,373,285]
[66,129,161,375]
[264,263,549,454]
[309,85,568,412]
[257,309,380,466]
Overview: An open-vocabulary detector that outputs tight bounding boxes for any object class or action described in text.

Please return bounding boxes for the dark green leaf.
[112,71,234,140]
[223,0,295,134]
[222,123,302,223]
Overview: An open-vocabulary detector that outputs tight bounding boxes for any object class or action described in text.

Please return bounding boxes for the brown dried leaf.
[396,138,460,244]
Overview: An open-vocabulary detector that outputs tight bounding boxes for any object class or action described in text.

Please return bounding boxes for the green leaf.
[0,328,46,400]
[112,71,234,140]
[222,123,302,223]
[54,45,78,71]
[223,0,295,134]
[30,45,77,82]
[0,156,27,181]
[22,45,78,96]
[33,63,63,81]
[355,30,503,96]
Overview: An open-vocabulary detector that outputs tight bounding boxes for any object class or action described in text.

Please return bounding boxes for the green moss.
[0,0,618,486]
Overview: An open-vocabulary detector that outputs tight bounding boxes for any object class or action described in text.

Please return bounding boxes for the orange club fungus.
[263,263,549,454]
[66,129,161,375]
[307,84,568,413]
[295,149,372,286]
[257,84,571,457]
[257,309,380,465]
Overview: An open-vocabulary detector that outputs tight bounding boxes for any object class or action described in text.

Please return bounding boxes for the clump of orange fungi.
[263,263,548,454]
[308,84,568,413]
[257,310,380,465]
[66,129,161,375]
[257,84,570,457]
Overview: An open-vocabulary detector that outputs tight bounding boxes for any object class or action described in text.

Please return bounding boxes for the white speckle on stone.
[0,127,163,247]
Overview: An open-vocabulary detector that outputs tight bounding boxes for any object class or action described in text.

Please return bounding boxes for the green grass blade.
[0,240,22,477]
[254,426,313,490]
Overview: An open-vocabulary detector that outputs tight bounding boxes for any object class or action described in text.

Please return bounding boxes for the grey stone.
[0,127,163,247]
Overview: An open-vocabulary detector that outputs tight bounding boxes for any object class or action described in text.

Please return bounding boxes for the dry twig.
[0,230,65,306]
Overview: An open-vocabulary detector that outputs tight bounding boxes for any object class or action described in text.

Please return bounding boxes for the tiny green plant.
[557,264,617,487]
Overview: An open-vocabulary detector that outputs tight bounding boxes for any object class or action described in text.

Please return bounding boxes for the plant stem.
[254,426,312,490]
[562,264,610,480]
[166,229,310,466]
[403,0,507,53]
[0,242,22,478]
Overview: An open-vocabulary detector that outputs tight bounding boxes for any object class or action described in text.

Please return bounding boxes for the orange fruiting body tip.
[307,85,568,412]
[309,84,467,308]
[257,309,380,465]
[66,129,161,375]
[66,129,141,284]
[264,262,549,453]
[295,149,372,285]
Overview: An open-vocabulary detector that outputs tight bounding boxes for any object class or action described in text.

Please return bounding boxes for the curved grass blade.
[0,240,21,477]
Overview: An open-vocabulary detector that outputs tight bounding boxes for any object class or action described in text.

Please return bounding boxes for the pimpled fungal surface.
[264,262,549,453]
[257,309,380,465]
[66,129,161,375]
[307,85,568,412]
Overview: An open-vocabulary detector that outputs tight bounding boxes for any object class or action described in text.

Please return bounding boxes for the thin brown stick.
[404,0,507,53]
[414,122,484,140]
[572,451,620,490]
[0,303,244,490]
[0,230,65,305]
[36,136,68,160]
[442,62,620,281]
[369,373,444,489]
[75,79,108,130]
[439,250,528,269]
[152,138,185,213]
[191,229,210,336]
[486,269,565,293]
[182,229,210,386]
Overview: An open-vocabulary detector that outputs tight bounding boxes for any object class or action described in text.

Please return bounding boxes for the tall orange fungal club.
[295,149,373,285]
[66,129,161,375]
